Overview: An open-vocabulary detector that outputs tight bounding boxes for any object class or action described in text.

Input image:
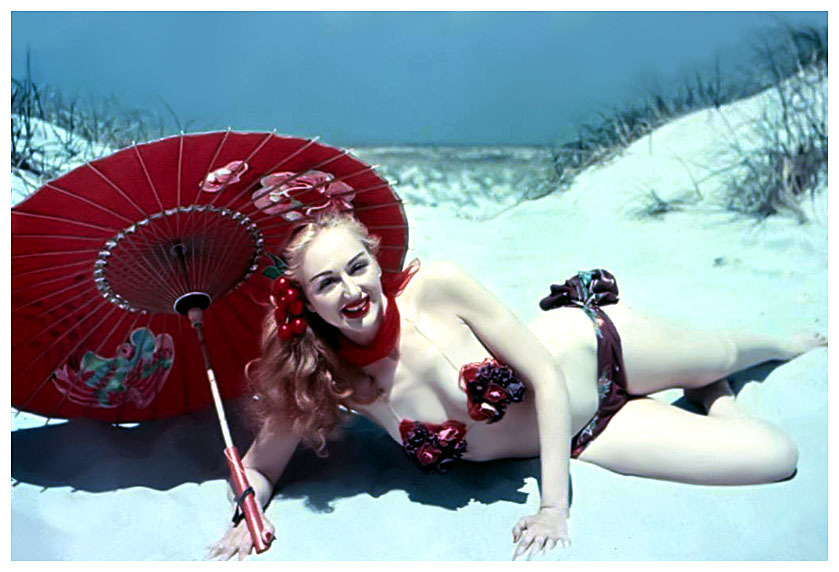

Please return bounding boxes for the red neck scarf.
[336,259,419,367]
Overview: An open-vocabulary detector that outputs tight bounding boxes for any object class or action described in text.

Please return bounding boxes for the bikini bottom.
[539,269,638,459]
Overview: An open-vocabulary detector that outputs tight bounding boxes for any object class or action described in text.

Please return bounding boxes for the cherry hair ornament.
[270,276,308,340]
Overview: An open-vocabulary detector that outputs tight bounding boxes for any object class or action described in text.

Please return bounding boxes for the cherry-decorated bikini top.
[399,358,526,473]
[336,260,527,474]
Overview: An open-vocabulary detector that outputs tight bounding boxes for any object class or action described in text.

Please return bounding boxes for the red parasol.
[11,130,409,553]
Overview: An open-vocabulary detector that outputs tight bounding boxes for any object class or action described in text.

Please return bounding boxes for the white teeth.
[343,297,368,312]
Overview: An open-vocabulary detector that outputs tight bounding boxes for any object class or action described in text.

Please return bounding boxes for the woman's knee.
[747,424,799,483]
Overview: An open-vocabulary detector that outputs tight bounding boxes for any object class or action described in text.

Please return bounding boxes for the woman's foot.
[684,379,748,419]
[779,331,828,360]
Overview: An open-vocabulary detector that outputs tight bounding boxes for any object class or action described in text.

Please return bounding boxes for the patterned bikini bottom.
[539,269,637,458]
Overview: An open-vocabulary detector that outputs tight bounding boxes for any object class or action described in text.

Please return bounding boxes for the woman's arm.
[207,417,301,560]
[241,416,301,507]
[426,262,572,556]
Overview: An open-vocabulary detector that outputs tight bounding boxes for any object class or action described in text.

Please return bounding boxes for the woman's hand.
[512,507,570,560]
[206,517,276,561]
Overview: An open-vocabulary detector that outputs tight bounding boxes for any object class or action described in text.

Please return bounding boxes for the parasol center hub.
[170,242,188,257]
[174,291,212,315]
[92,205,264,314]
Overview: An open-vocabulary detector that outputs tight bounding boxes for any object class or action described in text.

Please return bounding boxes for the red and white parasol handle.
[188,307,274,554]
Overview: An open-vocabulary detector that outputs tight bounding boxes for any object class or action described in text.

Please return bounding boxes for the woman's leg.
[604,304,826,396]
[683,378,748,419]
[576,397,798,485]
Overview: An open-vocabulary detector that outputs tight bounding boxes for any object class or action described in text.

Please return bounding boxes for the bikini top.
[332,260,526,473]
[396,358,526,474]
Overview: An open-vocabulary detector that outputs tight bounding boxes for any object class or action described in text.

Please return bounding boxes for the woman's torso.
[348,265,604,461]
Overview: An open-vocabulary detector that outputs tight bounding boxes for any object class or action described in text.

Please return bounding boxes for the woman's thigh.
[576,397,798,486]
[602,304,736,395]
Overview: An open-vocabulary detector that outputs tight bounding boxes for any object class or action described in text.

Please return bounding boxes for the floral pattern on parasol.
[200,160,249,193]
[51,328,174,409]
[251,170,355,220]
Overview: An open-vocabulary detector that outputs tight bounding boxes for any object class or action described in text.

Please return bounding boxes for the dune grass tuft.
[547,24,827,223]
[720,25,827,222]
[11,50,175,194]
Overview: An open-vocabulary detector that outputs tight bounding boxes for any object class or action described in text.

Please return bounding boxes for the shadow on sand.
[11,399,539,512]
[11,361,784,512]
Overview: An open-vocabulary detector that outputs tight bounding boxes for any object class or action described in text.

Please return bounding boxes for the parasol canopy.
[12,130,409,424]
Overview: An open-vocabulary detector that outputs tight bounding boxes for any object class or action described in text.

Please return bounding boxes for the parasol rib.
[12,249,100,259]
[11,269,89,295]
[201,225,256,296]
[44,182,137,225]
[86,163,154,219]
[12,280,92,312]
[17,286,99,326]
[13,259,91,279]
[203,131,278,210]
[121,232,193,297]
[176,134,184,237]
[12,292,102,352]
[16,302,119,411]
[101,242,186,305]
[12,210,119,233]
[208,134,314,210]
[14,233,110,241]
[85,163,186,249]
[42,310,141,425]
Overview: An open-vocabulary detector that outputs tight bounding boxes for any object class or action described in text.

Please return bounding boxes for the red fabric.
[336,259,419,367]
[11,131,409,422]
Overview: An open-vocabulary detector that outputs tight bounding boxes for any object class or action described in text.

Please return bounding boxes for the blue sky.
[11,11,827,145]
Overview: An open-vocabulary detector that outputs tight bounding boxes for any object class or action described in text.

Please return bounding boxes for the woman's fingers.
[512,516,531,543]
[513,533,536,560]
[512,519,524,541]
[205,543,221,560]
[206,535,235,561]
[265,517,276,538]
[207,542,234,561]
[205,523,259,561]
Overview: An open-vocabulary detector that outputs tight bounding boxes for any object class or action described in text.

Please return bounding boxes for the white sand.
[11,79,828,560]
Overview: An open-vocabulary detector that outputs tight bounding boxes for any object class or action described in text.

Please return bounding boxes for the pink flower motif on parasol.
[200,160,249,193]
[251,170,355,220]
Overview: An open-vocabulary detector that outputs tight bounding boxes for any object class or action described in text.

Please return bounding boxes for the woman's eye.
[318,277,337,291]
[350,262,368,274]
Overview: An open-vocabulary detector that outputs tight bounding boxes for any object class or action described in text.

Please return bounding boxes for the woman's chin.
[339,303,381,342]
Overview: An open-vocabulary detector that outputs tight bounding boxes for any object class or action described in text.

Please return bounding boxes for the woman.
[208,212,825,560]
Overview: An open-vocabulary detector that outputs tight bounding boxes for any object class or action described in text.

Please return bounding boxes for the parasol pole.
[172,240,273,554]
[186,306,273,554]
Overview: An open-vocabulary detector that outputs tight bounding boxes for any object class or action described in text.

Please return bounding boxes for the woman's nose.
[341,274,361,298]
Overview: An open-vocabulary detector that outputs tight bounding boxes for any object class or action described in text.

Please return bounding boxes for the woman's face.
[298,226,384,344]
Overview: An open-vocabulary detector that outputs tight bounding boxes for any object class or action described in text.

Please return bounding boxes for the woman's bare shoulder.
[401,260,469,306]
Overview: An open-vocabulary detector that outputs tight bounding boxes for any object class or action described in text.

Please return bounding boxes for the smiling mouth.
[341,295,371,319]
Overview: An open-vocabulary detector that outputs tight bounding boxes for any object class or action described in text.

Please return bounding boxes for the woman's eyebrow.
[308,251,366,283]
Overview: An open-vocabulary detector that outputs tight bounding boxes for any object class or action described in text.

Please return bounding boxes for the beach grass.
[11,50,172,191]
[549,24,827,222]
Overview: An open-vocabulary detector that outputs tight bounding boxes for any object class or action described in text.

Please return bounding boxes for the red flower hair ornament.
[270,277,308,340]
